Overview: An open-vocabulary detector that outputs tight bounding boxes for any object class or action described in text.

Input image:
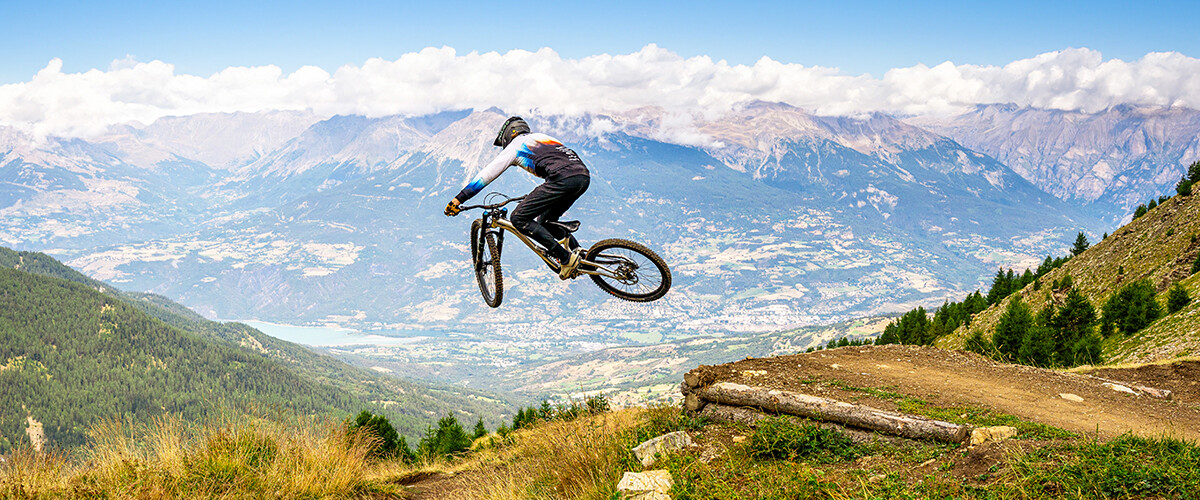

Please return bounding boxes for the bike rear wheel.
[586,238,671,302]
[474,228,504,307]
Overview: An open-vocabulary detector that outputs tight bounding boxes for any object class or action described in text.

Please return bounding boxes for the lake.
[237,320,427,347]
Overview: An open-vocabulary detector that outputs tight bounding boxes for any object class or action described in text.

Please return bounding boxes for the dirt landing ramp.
[683,345,1200,441]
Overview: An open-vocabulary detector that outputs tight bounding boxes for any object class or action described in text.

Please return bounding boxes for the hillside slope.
[0,247,512,452]
[943,192,1200,363]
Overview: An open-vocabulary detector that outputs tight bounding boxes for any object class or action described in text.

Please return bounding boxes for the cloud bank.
[3,45,1199,138]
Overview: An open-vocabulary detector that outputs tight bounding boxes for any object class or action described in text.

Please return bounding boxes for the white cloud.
[2,45,1199,138]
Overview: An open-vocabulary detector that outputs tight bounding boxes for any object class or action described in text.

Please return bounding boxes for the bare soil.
[1078,360,1200,404]
[690,345,1200,440]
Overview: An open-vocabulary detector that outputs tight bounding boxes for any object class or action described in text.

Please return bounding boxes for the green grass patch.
[1010,434,1200,498]
[825,380,1074,440]
[748,417,861,464]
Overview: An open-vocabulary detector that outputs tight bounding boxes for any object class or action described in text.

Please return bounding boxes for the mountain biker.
[444,116,591,280]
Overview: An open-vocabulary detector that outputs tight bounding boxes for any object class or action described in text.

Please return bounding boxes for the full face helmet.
[493,116,531,148]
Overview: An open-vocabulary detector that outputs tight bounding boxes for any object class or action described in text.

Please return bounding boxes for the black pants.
[511,174,590,261]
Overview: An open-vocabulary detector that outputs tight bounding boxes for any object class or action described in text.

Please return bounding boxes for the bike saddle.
[546,220,581,234]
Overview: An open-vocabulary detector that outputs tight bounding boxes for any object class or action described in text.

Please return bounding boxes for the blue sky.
[3,0,1198,83]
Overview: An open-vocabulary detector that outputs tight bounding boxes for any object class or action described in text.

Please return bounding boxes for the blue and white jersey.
[454,133,589,202]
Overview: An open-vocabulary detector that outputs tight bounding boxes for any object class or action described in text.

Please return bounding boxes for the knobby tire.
[586,238,671,302]
[473,225,504,308]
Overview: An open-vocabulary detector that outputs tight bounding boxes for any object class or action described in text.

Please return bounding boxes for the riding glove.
[444,199,462,216]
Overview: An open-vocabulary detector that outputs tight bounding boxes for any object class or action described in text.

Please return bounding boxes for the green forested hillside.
[0,248,512,452]
[942,191,1200,364]
[0,266,359,451]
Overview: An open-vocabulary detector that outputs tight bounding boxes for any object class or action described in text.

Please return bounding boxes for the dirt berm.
[686,345,1200,441]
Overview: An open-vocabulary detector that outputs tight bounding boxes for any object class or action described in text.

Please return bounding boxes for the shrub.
[1168,283,1190,313]
[748,417,859,463]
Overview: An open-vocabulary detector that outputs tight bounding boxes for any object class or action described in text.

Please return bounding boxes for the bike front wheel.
[586,238,671,302]
[473,227,504,308]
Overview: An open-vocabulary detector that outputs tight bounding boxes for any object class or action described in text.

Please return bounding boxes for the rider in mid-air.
[444,116,591,279]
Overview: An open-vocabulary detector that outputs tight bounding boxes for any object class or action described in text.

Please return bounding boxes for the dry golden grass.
[0,412,405,499]
[392,408,649,500]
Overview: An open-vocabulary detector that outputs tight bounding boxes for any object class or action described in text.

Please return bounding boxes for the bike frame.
[466,198,637,282]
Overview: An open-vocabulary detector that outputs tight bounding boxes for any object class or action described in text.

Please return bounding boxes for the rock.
[1103,382,1139,396]
[617,470,672,500]
[970,426,1017,446]
[633,431,695,467]
[1059,393,1084,402]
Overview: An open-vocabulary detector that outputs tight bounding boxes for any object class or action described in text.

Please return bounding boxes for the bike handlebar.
[460,195,525,211]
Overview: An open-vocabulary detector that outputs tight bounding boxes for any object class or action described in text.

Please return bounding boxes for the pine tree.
[473,416,487,439]
[1071,232,1090,256]
[1102,279,1162,336]
[1178,175,1193,197]
[1071,333,1104,366]
[1134,204,1148,219]
[1018,325,1056,367]
[993,297,1033,360]
[1189,160,1200,184]
[1168,283,1191,313]
[874,322,899,345]
[986,268,1011,305]
[1048,289,1097,364]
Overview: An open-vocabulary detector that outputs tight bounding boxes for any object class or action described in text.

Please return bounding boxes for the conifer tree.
[993,297,1033,360]
[1178,175,1193,196]
[473,416,487,439]
[1071,232,1090,256]
[987,268,1011,305]
[1101,279,1162,336]
[1018,325,1056,367]
[1168,283,1191,313]
[1049,289,1097,364]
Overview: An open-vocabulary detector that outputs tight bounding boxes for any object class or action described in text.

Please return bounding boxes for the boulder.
[970,425,1017,446]
[633,431,695,467]
[617,470,672,500]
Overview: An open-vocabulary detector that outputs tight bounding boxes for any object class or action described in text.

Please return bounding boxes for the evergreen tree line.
[1174,161,1200,198]
[967,277,1192,368]
[0,268,365,452]
[970,286,1103,367]
[346,394,612,462]
[872,242,1075,348]
[0,246,510,452]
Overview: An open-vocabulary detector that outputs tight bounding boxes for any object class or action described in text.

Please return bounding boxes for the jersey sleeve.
[454,142,519,202]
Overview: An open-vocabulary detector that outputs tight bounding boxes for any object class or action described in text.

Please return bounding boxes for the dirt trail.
[692,345,1200,440]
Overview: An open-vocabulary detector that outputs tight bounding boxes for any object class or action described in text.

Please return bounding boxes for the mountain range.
[3,102,1195,388]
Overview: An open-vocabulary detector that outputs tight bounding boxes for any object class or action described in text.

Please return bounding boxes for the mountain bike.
[460,192,671,308]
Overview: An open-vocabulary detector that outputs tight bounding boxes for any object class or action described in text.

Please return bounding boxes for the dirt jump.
[683,345,1200,441]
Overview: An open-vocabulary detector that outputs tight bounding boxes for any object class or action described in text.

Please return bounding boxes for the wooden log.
[693,382,971,443]
[698,403,912,445]
[685,393,706,412]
